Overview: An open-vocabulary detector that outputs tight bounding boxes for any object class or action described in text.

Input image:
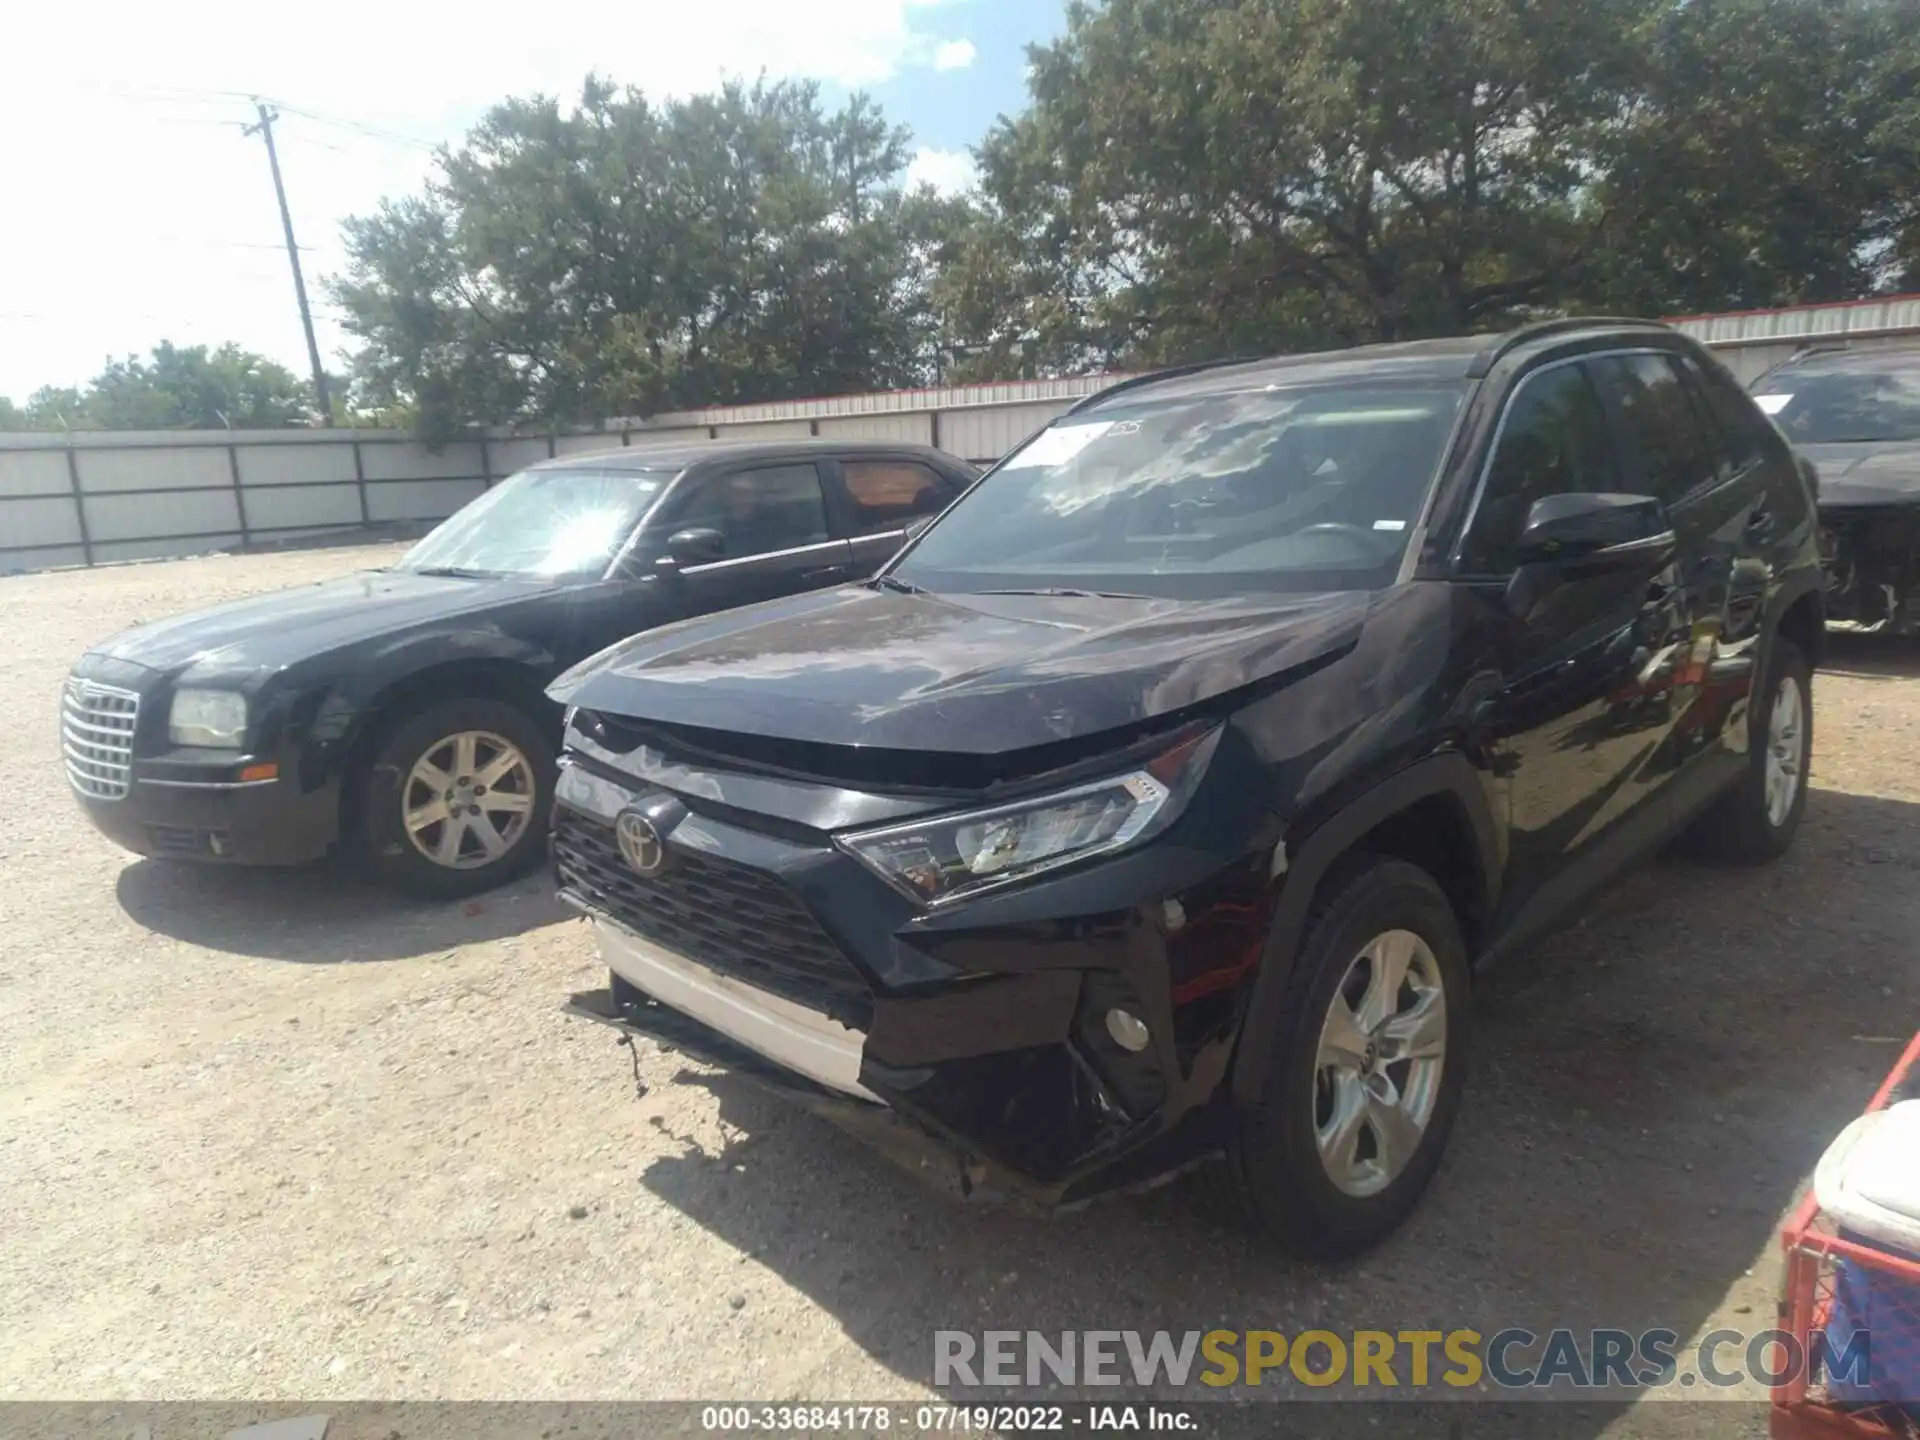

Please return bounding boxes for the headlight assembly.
[168,689,248,748]
[837,726,1220,906]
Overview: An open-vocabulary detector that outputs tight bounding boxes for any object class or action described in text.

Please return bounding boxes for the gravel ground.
[3,546,1919,1434]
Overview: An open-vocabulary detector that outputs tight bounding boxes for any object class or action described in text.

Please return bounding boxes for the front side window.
[1752,363,1920,444]
[395,467,672,578]
[840,459,954,534]
[1594,354,1716,505]
[891,383,1466,599]
[663,464,831,561]
[1459,363,1621,576]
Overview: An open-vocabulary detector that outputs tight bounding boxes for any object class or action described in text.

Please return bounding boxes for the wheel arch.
[1228,751,1499,1106]
[336,658,559,838]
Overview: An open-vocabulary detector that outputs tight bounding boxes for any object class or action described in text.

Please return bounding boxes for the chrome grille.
[62,679,139,800]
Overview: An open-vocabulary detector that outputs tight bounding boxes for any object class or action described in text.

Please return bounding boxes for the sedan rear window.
[892,383,1466,599]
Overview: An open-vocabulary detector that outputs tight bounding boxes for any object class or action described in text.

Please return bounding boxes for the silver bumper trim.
[591,915,877,1102]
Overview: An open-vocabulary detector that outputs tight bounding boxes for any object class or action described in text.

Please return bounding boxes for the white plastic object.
[1814,1100,1920,1255]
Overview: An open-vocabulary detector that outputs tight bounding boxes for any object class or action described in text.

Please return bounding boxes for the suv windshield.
[395,466,674,578]
[891,382,1466,599]
[1753,364,1920,444]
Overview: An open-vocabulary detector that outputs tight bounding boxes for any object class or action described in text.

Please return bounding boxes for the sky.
[0,0,1067,406]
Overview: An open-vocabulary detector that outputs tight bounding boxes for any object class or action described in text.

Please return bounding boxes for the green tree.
[331,77,948,438]
[0,345,313,430]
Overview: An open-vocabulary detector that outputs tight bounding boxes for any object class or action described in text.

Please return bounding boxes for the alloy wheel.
[1312,928,1448,1197]
[1764,676,1805,828]
[402,730,536,870]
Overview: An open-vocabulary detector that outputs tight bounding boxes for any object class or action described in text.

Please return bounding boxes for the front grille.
[553,808,871,1025]
[62,679,139,800]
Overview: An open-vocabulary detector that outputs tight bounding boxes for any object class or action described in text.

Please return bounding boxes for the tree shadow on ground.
[114,854,567,963]
[625,786,1920,1436]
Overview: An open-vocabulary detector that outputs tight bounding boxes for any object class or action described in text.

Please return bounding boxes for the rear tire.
[1220,855,1471,1258]
[1685,635,1811,864]
[355,697,555,899]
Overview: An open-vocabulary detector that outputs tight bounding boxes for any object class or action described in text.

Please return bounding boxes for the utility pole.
[243,101,333,425]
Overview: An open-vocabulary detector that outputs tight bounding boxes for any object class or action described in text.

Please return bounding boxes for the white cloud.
[933,39,979,71]
[0,0,955,403]
[905,147,980,196]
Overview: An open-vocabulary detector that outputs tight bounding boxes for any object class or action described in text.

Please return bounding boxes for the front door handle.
[803,565,851,583]
[1746,508,1774,538]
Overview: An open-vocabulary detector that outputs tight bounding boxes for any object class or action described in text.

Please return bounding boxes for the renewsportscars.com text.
[934,1327,1872,1392]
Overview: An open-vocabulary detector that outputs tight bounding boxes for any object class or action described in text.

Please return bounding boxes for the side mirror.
[666,527,726,565]
[1514,493,1673,569]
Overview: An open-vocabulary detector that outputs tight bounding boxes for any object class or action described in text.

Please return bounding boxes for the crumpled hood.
[553,584,1371,756]
[1802,440,1920,508]
[87,569,550,682]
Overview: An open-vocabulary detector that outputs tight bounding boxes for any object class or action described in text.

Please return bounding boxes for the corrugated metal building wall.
[4,300,1916,573]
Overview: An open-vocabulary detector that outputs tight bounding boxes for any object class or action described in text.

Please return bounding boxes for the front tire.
[1686,635,1811,864]
[1222,856,1471,1258]
[356,697,555,899]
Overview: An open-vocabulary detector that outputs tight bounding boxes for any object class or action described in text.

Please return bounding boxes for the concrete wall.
[7,297,1918,574]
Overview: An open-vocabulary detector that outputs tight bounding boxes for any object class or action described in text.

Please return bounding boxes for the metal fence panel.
[243,483,365,531]
[366,478,486,522]
[79,446,231,495]
[82,488,242,543]
[714,420,813,441]
[0,448,71,499]
[1,495,84,548]
[235,443,356,487]
[490,437,553,474]
[815,412,934,444]
[940,401,1069,463]
[1,544,87,572]
[553,433,628,456]
[93,533,244,565]
[359,440,488,481]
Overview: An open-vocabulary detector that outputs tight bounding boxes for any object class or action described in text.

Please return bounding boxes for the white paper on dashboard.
[1755,394,1792,414]
[1002,421,1116,469]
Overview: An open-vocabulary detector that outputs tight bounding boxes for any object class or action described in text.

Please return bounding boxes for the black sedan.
[62,439,976,896]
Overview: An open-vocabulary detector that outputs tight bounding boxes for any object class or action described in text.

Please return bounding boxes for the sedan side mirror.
[1514,493,1673,570]
[666,527,727,565]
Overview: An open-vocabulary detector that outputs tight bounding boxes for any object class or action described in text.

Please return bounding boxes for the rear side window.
[839,459,954,535]
[1459,363,1621,576]
[1679,354,1768,477]
[1592,354,1717,505]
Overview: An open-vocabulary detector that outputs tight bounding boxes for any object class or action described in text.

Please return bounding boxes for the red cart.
[1773,1031,1920,1439]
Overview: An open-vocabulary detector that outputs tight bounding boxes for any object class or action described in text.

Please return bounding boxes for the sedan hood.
[554,585,1370,763]
[88,569,550,681]
[1801,440,1920,508]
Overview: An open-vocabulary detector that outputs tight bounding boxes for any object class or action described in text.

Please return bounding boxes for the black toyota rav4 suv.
[553,320,1824,1256]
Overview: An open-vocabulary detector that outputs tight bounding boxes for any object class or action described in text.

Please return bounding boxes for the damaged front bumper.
[1819,504,1920,631]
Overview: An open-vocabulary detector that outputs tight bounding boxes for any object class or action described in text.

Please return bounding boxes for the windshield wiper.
[406,565,497,579]
[972,586,1154,600]
[870,574,926,595]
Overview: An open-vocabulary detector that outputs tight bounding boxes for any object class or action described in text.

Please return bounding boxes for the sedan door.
[656,461,855,616]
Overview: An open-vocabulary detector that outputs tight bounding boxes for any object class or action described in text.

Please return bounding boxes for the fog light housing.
[1105,1008,1151,1053]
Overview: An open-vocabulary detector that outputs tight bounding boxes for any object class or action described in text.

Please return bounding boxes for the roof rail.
[1465,316,1670,378]
[1064,356,1264,414]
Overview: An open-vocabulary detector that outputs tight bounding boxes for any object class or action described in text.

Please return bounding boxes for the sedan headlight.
[168,689,248,748]
[837,726,1221,906]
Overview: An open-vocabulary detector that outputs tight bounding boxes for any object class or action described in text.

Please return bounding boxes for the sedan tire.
[357,697,556,899]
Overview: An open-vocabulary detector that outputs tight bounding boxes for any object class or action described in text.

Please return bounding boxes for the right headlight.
[836,726,1221,906]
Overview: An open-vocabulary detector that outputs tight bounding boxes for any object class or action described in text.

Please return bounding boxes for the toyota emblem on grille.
[615,809,669,876]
